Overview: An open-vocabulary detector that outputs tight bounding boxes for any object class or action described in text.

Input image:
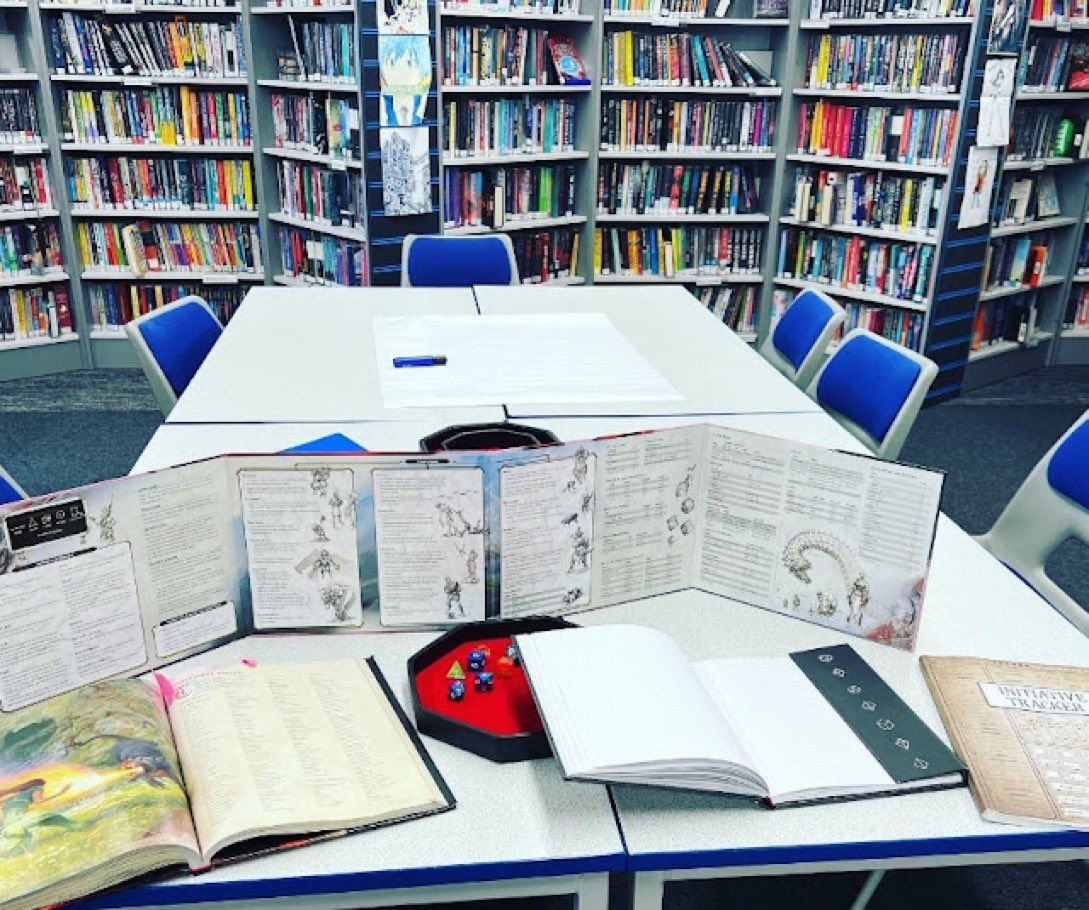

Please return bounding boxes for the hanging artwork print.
[380,127,432,215]
[376,0,429,35]
[989,0,1028,54]
[959,145,999,230]
[379,35,431,127]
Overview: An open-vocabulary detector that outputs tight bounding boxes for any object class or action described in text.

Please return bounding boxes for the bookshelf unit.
[960,17,1089,388]
[771,9,980,360]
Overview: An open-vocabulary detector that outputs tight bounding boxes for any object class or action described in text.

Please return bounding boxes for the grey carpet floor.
[0,366,1087,910]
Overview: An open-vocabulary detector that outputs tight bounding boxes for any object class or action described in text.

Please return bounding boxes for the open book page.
[694,657,893,802]
[498,446,596,617]
[698,426,942,649]
[591,427,705,607]
[0,543,148,711]
[922,656,1089,828]
[238,469,362,629]
[373,467,486,626]
[167,659,447,859]
[517,625,760,789]
[0,679,198,910]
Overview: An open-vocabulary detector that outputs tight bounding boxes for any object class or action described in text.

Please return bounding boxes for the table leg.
[849,870,885,910]
[631,871,666,910]
[574,872,610,910]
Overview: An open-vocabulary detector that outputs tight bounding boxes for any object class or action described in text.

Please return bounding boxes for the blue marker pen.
[393,355,448,368]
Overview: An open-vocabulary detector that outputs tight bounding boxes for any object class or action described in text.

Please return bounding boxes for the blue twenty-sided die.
[506,642,520,665]
[474,671,495,692]
[467,649,487,671]
[448,680,466,701]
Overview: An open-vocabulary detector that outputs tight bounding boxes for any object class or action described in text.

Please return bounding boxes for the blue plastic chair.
[760,288,845,388]
[401,234,519,287]
[978,410,1089,634]
[807,328,937,460]
[0,465,25,505]
[125,295,223,416]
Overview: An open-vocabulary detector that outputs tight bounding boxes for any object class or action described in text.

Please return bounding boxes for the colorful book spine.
[804,33,963,93]
[0,158,52,211]
[1065,287,1089,329]
[602,31,776,88]
[75,220,262,273]
[283,18,355,81]
[0,89,42,145]
[598,162,760,215]
[600,98,776,152]
[512,226,579,282]
[776,226,933,302]
[65,155,255,211]
[1009,106,1073,161]
[808,0,974,16]
[699,285,758,334]
[61,88,251,147]
[442,163,577,228]
[795,101,957,167]
[983,231,1052,290]
[593,225,762,277]
[276,159,364,227]
[270,92,359,159]
[441,0,577,13]
[789,166,940,235]
[278,225,367,285]
[444,98,577,156]
[442,25,557,87]
[972,299,1039,349]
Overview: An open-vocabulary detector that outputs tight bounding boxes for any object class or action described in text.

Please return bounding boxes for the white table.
[166,287,503,426]
[131,422,444,474]
[578,517,1089,910]
[472,285,821,418]
[83,633,624,910]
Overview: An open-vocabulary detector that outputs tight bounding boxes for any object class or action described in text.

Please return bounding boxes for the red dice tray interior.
[408,616,573,763]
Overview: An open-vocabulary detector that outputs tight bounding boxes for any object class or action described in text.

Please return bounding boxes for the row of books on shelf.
[275,159,364,228]
[994,171,1061,227]
[440,25,570,87]
[0,222,64,277]
[512,226,579,282]
[601,98,776,152]
[598,162,760,216]
[61,88,252,147]
[443,97,576,157]
[600,0,739,16]
[972,299,1040,350]
[806,0,974,17]
[0,158,52,211]
[88,282,243,332]
[48,13,246,78]
[983,234,1050,291]
[0,285,74,343]
[439,0,579,12]
[789,167,941,237]
[840,300,925,350]
[0,89,40,146]
[277,225,366,286]
[804,33,963,94]
[701,285,757,335]
[592,225,763,278]
[1031,0,1089,24]
[796,101,957,167]
[1022,36,1089,93]
[279,18,355,82]
[270,92,358,159]
[75,220,262,274]
[45,0,238,6]
[1007,107,1086,161]
[601,31,776,88]
[1065,286,1089,330]
[776,227,933,303]
[65,155,255,213]
[442,163,576,228]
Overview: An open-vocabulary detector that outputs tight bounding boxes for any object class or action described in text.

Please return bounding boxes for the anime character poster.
[376,0,429,35]
[989,0,1028,54]
[379,35,431,127]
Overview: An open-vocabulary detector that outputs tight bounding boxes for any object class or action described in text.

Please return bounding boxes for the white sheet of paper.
[978,97,1011,148]
[373,314,682,407]
[0,543,148,711]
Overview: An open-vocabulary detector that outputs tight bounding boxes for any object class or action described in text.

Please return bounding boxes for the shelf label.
[330,157,348,171]
[124,77,152,87]
[104,4,138,13]
[202,274,238,285]
[695,276,723,287]
[1031,161,1045,172]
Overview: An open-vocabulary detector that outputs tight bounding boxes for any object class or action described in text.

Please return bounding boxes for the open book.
[0,658,452,910]
[517,625,965,806]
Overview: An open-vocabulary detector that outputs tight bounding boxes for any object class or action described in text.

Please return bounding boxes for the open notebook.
[0,658,452,910]
[516,625,965,806]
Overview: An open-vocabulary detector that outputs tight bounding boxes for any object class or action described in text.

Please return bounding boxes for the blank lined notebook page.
[373,314,682,408]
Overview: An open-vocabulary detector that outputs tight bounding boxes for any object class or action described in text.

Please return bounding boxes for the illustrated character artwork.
[296,548,342,580]
[464,549,479,585]
[329,491,344,528]
[380,128,431,215]
[568,528,591,573]
[83,502,117,546]
[781,531,870,627]
[310,468,330,498]
[319,584,356,623]
[379,0,428,33]
[379,36,430,127]
[444,577,464,619]
[311,516,330,543]
[564,448,590,492]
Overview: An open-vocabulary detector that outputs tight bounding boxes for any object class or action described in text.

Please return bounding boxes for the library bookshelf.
[1,0,1087,392]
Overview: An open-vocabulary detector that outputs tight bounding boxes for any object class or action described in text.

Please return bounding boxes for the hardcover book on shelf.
[0,658,452,910]
[517,626,966,805]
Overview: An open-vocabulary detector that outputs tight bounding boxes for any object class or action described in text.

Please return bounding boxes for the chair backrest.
[978,410,1089,635]
[760,287,845,388]
[401,234,519,287]
[0,464,25,505]
[806,328,937,460]
[125,295,223,416]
